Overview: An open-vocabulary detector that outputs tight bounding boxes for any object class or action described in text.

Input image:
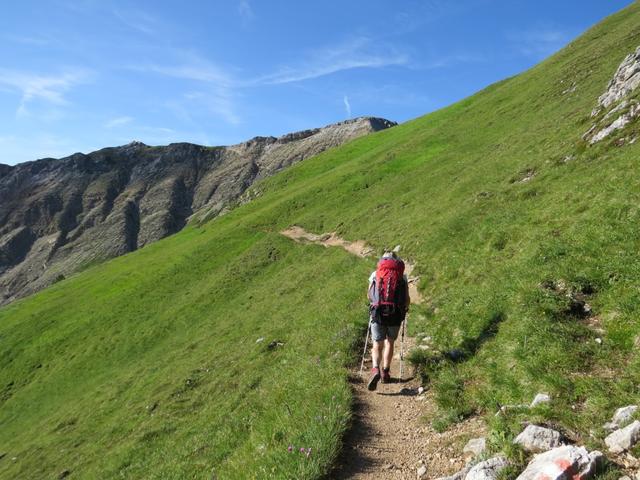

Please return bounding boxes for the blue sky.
[0,0,633,165]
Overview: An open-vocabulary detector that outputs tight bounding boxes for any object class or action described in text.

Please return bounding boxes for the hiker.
[366,251,410,391]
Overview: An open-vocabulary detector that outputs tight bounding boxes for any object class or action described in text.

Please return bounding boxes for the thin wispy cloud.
[161,86,239,126]
[183,91,240,125]
[252,36,409,85]
[105,116,134,128]
[350,84,431,108]
[136,36,410,125]
[132,51,240,125]
[140,62,232,86]
[5,33,52,47]
[392,0,467,36]
[508,27,571,58]
[420,53,486,70]
[144,38,408,88]
[0,68,91,105]
[112,7,159,35]
[136,35,410,126]
[238,0,254,25]
[0,68,92,116]
[343,95,352,118]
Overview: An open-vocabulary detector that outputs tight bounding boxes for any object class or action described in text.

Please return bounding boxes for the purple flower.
[300,447,305,453]
[287,445,293,452]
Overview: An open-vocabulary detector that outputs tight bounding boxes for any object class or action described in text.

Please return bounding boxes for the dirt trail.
[280,226,423,304]
[280,226,375,258]
[280,226,485,479]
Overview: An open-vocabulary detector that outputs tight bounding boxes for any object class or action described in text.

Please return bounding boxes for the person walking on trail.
[366,251,410,391]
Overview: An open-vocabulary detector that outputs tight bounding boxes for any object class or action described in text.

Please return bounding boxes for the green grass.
[0,225,370,479]
[3,2,640,478]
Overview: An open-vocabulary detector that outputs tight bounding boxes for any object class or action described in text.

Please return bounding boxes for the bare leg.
[383,339,394,370]
[371,340,384,368]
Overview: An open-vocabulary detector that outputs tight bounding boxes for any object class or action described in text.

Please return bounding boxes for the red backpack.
[369,257,406,317]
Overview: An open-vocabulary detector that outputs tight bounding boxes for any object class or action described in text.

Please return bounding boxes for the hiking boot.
[367,367,381,391]
[381,367,391,383]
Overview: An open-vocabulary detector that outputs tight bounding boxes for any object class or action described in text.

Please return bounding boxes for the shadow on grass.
[453,311,506,362]
[407,312,507,386]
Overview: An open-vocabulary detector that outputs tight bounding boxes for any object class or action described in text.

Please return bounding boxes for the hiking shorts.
[371,322,400,342]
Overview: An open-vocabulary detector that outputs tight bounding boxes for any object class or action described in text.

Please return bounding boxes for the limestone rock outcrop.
[585,46,640,144]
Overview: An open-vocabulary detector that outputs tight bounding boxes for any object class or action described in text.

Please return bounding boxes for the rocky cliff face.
[584,45,640,144]
[0,117,395,304]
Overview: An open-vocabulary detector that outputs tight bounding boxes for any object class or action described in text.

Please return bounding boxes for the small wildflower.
[287,445,293,452]
[299,447,305,453]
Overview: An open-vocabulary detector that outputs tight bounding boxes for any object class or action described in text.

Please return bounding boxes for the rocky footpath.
[0,117,395,305]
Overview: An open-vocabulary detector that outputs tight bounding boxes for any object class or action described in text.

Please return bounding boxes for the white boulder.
[605,420,640,453]
[612,406,638,428]
[513,425,564,453]
[516,445,602,480]
[465,456,509,480]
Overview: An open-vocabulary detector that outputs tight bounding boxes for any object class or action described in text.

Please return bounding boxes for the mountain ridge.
[0,116,395,305]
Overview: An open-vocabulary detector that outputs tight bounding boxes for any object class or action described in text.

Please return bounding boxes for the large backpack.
[368,257,407,323]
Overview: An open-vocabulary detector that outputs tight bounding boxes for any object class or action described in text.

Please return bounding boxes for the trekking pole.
[359,316,372,377]
[399,317,406,380]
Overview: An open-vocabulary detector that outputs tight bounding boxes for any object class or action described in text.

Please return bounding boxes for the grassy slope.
[3,2,640,478]
[0,225,368,479]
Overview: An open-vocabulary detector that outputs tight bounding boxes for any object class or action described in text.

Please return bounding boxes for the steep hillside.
[0,117,394,305]
[2,3,640,479]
